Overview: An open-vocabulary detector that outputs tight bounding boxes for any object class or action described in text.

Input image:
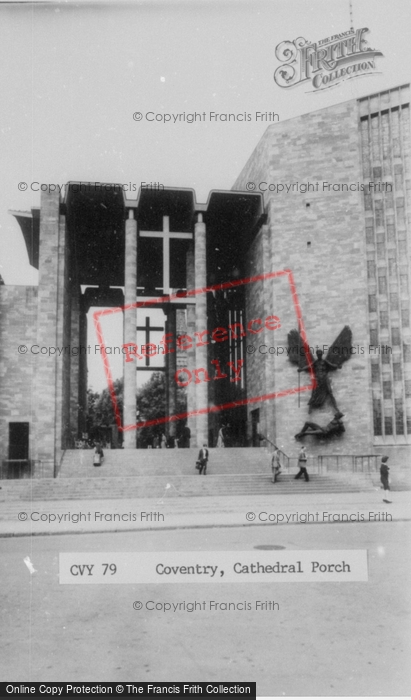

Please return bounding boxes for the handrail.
[55,449,66,478]
[318,454,380,471]
[258,437,381,474]
[258,434,290,469]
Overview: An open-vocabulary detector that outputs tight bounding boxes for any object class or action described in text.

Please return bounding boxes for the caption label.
[59,550,368,584]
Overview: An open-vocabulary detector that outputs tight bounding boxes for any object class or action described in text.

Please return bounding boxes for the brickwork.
[234,99,375,458]
[0,286,38,466]
[54,214,69,466]
[358,86,411,443]
[35,192,66,476]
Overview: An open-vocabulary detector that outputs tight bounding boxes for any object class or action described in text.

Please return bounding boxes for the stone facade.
[2,85,409,474]
[0,286,38,471]
[234,86,410,458]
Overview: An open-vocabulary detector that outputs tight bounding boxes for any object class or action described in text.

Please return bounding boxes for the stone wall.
[0,286,38,468]
[235,98,374,459]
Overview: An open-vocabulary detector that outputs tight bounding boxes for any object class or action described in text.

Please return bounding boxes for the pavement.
[1,521,411,694]
[1,488,410,537]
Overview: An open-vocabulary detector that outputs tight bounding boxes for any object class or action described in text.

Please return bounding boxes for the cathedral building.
[1,83,409,477]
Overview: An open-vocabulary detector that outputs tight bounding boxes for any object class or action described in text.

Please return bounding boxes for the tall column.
[54,212,70,462]
[69,284,80,440]
[194,213,208,447]
[186,243,196,441]
[78,297,88,437]
[166,308,177,438]
[123,209,137,448]
[34,191,61,477]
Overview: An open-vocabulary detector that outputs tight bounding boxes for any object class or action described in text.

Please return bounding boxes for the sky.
[1,0,410,390]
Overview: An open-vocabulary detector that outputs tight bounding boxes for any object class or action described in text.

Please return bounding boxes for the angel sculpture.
[288,326,352,413]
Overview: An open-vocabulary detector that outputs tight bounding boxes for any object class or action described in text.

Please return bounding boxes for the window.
[371,363,380,382]
[380,304,389,328]
[367,260,376,278]
[373,399,382,436]
[393,362,402,380]
[403,344,411,363]
[375,205,385,229]
[370,328,378,346]
[401,302,410,327]
[378,274,387,295]
[392,328,401,346]
[366,226,374,244]
[384,415,393,435]
[395,399,404,435]
[387,223,396,241]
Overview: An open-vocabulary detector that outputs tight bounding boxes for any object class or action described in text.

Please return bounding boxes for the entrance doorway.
[8,422,29,460]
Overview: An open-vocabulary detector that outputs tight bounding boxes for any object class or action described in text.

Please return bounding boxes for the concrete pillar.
[34,191,62,476]
[78,298,88,437]
[186,243,196,441]
[69,284,80,440]
[123,209,137,448]
[54,213,70,461]
[194,213,208,447]
[166,308,177,438]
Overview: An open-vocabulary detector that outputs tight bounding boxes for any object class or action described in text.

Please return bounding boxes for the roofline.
[62,181,264,215]
[261,82,410,130]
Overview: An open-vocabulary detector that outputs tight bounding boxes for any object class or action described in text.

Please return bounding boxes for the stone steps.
[2,472,409,502]
[58,448,273,478]
[1,448,408,502]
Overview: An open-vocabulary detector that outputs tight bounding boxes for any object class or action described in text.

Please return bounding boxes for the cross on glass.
[139,215,193,295]
[137,315,164,368]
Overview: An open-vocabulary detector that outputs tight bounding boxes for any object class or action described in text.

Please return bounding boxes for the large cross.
[136,315,164,368]
[139,215,193,295]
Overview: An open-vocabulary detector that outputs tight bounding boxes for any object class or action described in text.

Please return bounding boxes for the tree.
[137,372,186,447]
[86,373,186,447]
[87,378,123,441]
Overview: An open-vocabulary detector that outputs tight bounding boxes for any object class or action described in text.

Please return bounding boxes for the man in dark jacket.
[380,456,391,503]
[294,445,309,482]
[198,444,209,475]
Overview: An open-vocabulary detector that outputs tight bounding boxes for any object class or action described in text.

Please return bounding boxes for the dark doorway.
[8,422,29,460]
[251,409,260,447]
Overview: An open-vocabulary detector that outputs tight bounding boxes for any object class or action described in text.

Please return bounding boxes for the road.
[1,521,410,696]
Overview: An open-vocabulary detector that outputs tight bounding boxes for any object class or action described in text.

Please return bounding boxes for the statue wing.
[288,329,313,369]
[326,326,352,368]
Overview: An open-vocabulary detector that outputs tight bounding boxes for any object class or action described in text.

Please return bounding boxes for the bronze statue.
[288,326,352,413]
[295,411,345,440]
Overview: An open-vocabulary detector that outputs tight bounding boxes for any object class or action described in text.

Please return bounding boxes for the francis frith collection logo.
[274,28,383,91]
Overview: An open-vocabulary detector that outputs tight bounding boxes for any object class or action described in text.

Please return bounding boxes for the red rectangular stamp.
[93,269,315,434]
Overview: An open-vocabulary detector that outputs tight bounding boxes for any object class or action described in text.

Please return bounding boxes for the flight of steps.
[58,448,274,478]
[1,448,409,501]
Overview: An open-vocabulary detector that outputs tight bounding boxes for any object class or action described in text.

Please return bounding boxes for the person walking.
[380,455,392,503]
[217,426,225,448]
[93,440,104,467]
[271,447,282,483]
[295,445,309,482]
[197,444,209,475]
